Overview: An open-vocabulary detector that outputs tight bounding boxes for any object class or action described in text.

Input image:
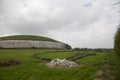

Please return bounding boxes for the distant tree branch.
[114,2,120,5]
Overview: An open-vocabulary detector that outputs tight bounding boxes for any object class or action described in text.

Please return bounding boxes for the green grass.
[38,51,75,59]
[105,52,120,80]
[0,49,111,80]
[76,53,107,64]
[0,35,58,42]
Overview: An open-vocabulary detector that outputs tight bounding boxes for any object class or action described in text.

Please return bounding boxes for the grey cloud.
[0,0,119,48]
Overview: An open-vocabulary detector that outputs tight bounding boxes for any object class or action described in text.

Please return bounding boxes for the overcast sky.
[0,0,119,48]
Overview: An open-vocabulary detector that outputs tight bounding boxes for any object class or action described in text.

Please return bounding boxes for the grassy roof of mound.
[0,35,58,42]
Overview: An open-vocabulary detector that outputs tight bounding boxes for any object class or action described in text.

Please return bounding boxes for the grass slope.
[0,35,58,42]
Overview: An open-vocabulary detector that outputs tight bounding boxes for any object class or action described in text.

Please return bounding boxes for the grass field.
[37,51,76,59]
[76,53,106,64]
[0,49,119,80]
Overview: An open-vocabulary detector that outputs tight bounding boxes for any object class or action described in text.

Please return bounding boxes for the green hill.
[0,35,58,42]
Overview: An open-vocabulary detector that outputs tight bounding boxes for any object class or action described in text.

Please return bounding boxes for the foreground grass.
[104,52,120,80]
[0,49,113,80]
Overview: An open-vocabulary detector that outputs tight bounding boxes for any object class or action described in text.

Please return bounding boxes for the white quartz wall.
[0,40,67,49]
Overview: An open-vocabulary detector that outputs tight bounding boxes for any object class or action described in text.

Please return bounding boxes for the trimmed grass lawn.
[76,53,107,64]
[0,49,118,80]
[37,51,75,59]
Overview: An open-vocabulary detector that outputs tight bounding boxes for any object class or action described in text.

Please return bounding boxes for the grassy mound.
[0,35,58,42]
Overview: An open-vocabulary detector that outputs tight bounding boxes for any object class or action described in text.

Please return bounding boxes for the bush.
[114,25,120,55]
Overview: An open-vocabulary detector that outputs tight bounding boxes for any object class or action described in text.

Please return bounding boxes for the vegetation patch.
[102,52,120,80]
[114,26,120,55]
[0,59,20,67]
[76,53,107,66]
[35,51,75,60]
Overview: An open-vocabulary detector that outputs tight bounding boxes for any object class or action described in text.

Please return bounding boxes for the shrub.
[114,25,120,55]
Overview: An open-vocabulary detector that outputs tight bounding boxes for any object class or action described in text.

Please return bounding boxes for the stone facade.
[0,40,71,49]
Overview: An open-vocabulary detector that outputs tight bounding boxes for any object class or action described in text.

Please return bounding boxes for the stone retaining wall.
[0,40,71,49]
